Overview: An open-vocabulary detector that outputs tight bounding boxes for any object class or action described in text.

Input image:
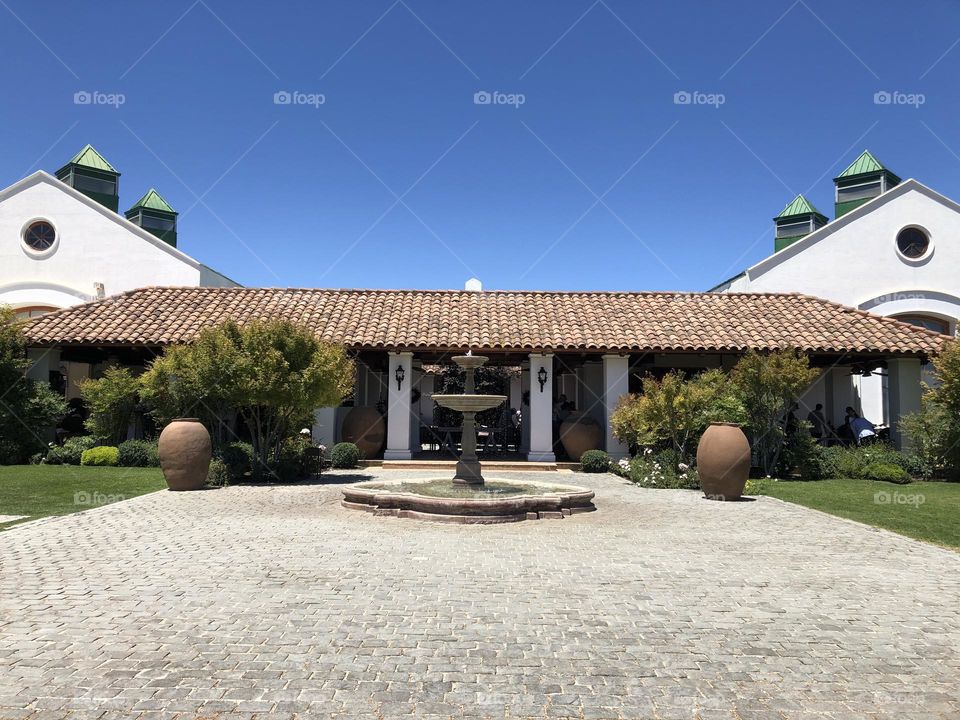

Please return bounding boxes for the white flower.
[644,448,653,456]
[678,463,689,471]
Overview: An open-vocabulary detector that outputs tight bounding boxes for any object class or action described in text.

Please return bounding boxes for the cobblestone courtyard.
[1,469,959,719]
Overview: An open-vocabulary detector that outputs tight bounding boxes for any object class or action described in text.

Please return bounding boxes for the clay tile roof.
[24,287,948,357]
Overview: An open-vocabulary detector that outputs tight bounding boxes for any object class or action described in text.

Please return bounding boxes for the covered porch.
[311,348,926,463]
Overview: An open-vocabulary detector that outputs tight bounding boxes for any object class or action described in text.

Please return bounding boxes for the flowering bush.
[614,448,699,489]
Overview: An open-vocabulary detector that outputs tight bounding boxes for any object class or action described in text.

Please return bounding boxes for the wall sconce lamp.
[394,364,406,391]
[536,366,548,392]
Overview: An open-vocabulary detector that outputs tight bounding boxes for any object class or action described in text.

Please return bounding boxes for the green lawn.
[0,465,166,529]
[749,478,960,550]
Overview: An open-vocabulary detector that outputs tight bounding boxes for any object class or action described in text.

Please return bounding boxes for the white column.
[312,407,337,449]
[384,352,413,460]
[527,353,555,462]
[509,373,522,411]
[602,354,630,459]
[887,358,922,450]
[520,362,531,453]
[26,348,60,384]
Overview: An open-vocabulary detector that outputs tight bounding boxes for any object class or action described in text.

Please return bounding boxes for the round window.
[23,220,57,252]
[896,227,929,259]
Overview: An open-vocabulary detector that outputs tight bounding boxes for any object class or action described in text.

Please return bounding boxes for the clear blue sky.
[2,1,959,292]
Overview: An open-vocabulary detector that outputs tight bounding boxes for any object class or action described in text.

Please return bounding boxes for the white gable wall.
[722,180,958,428]
[0,172,232,310]
[730,182,960,327]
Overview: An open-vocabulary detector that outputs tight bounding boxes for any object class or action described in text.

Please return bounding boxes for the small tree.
[0,307,67,463]
[611,369,745,463]
[233,320,353,469]
[140,325,244,447]
[900,340,960,479]
[142,319,354,473]
[79,366,141,444]
[729,349,819,476]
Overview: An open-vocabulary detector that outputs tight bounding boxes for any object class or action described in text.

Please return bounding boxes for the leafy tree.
[900,340,960,479]
[729,350,819,476]
[0,306,66,464]
[79,366,141,444]
[142,319,353,472]
[139,325,244,447]
[611,369,745,463]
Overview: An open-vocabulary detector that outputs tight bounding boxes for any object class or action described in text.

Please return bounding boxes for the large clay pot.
[559,412,603,462]
[696,422,750,501]
[341,406,386,459]
[158,418,211,491]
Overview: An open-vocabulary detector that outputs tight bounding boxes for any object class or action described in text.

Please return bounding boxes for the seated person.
[850,415,877,444]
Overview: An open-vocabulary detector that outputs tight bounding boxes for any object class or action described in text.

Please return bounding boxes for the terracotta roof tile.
[24,287,947,357]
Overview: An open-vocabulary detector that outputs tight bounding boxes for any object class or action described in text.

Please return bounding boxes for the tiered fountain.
[342,353,595,523]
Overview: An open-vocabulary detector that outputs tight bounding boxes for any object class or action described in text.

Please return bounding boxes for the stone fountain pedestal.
[433,354,506,486]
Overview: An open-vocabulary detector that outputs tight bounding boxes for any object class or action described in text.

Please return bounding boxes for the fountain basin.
[433,394,507,413]
[342,478,595,523]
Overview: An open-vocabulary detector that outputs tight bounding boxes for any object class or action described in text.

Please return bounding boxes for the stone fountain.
[431,352,506,484]
[342,353,596,523]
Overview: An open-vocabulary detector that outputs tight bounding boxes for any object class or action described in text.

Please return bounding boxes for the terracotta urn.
[696,422,751,501]
[158,418,212,491]
[559,412,603,462]
[340,406,386,459]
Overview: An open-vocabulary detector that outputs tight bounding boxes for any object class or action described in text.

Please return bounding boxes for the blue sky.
[2,1,960,292]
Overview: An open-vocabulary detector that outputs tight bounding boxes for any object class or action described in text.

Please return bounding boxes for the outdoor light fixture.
[395,364,405,390]
[537,366,548,392]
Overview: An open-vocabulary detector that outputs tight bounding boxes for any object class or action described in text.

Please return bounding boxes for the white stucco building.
[714,150,957,436]
[1,145,237,396]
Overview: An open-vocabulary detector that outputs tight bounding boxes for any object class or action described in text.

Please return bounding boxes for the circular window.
[22,220,57,253]
[896,227,930,259]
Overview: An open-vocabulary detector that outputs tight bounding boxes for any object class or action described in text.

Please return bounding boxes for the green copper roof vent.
[125,188,178,247]
[773,195,828,251]
[55,144,120,211]
[833,150,900,218]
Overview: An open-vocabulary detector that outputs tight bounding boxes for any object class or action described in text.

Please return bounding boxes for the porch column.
[527,353,555,462]
[887,358,922,450]
[384,352,414,460]
[312,407,338,449]
[602,354,630,459]
[520,362,531,453]
[26,347,60,384]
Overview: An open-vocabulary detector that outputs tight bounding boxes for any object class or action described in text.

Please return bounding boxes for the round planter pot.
[158,418,212,491]
[340,407,386,459]
[559,413,603,462]
[696,422,750,501]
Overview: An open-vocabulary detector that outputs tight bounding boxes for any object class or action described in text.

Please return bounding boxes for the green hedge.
[331,442,361,469]
[580,450,611,473]
[80,446,119,467]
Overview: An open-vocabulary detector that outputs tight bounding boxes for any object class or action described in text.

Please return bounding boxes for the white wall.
[0,173,235,311]
[731,183,960,323]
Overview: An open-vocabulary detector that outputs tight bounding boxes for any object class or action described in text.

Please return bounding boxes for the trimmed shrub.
[46,436,97,465]
[219,441,254,479]
[80,446,119,467]
[331,442,361,469]
[862,462,911,484]
[580,449,611,473]
[118,439,160,467]
[207,458,230,487]
[778,429,830,480]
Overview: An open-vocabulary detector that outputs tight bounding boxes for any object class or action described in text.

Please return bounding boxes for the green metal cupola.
[55,144,121,211]
[833,150,900,218]
[773,195,828,251]
[125,188,178,247]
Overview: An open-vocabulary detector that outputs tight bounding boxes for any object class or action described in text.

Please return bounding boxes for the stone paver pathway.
[1,470,958,719]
